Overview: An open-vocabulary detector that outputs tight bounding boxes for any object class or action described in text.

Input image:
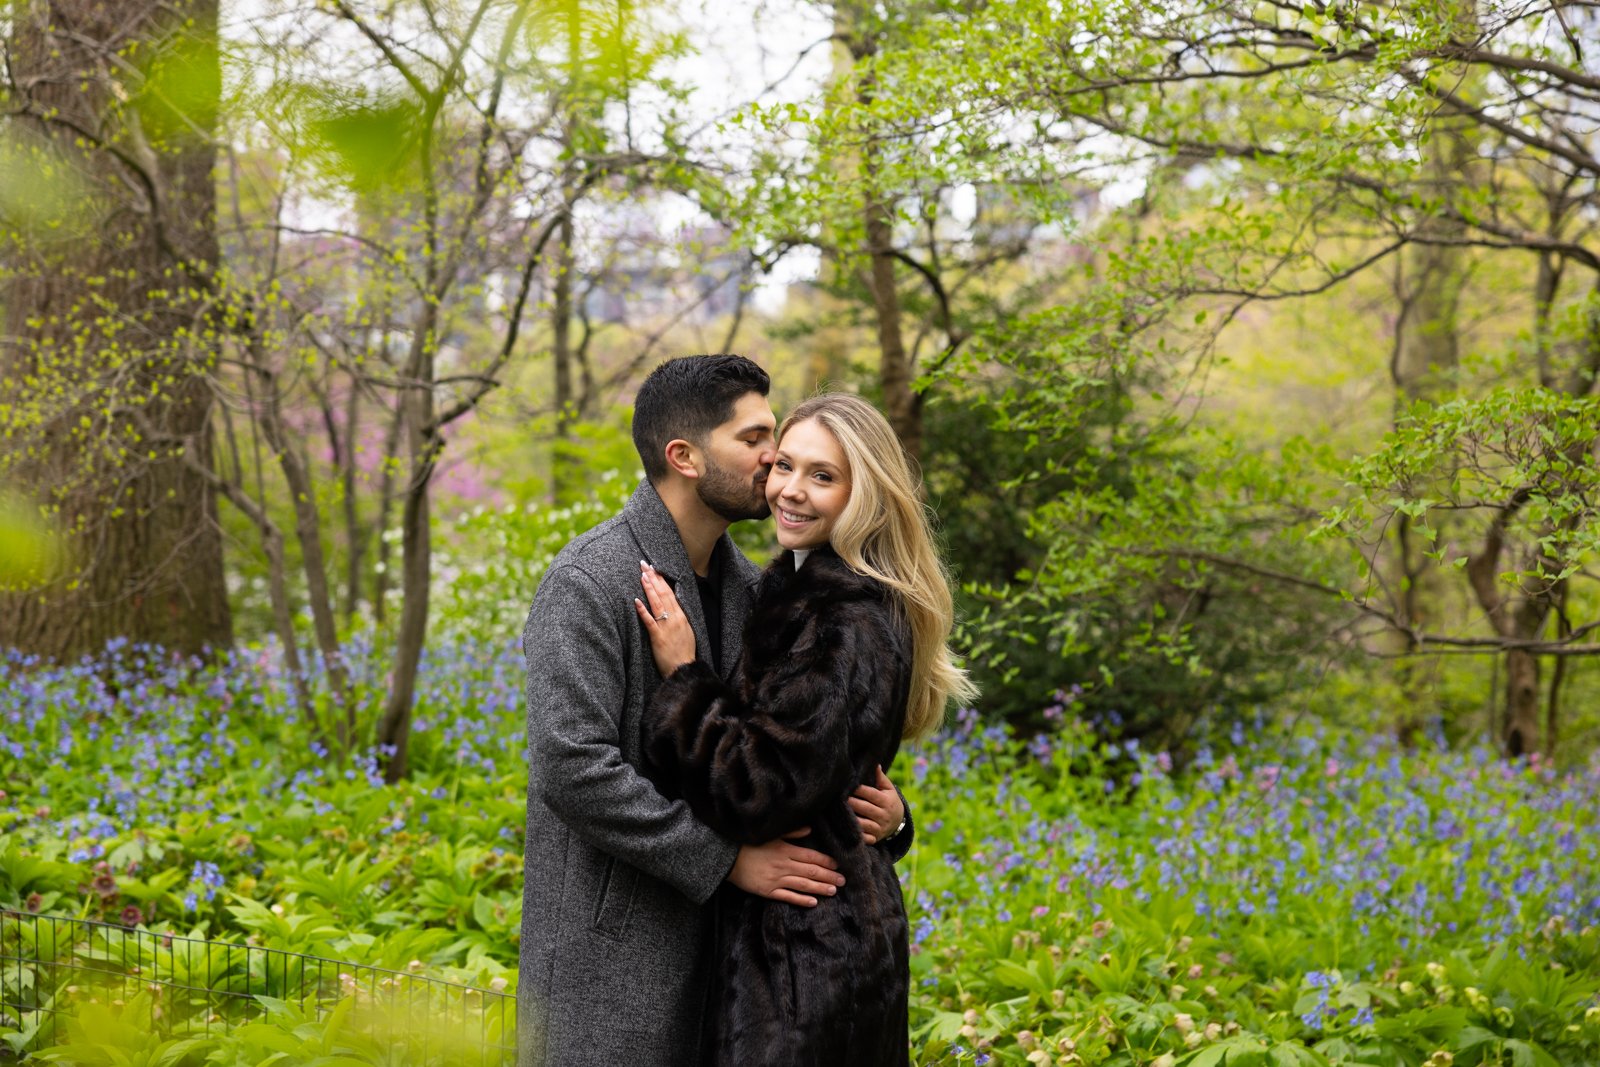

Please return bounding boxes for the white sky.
[223,1,1146,312]
[228,0,840,308]
[654,0,837,308]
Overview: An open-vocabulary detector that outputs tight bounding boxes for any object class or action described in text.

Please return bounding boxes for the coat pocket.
[592,855,639,940]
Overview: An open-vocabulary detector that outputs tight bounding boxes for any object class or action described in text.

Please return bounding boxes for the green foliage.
[5,638,1599,1064]
[928,268,1351,741]
[1323,388,1600,587]
[26,987,511,1067]
[34,994,209,1067]
[434,469,635,643]
[900,718,1600,1065]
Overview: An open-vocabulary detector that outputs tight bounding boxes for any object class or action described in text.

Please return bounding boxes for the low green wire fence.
[0,909,514,1063]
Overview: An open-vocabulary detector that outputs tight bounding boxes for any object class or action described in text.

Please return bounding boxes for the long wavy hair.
[779,394,977,738]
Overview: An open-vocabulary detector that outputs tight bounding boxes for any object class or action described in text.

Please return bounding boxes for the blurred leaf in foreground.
[0,132,95,238]
[308,91,423,193]
[0,491,63,589]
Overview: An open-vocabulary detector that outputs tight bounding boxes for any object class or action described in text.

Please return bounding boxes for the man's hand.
[848,765,904,845]
[729,828,845,907]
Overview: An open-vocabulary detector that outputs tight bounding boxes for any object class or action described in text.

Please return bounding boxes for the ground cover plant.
[2,642,1598,1065]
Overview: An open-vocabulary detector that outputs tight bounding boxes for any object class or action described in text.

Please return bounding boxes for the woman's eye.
[814,472,831,483]
[775,460,791,471]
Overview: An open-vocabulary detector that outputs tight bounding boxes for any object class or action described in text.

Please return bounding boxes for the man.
[519,355,912,1066]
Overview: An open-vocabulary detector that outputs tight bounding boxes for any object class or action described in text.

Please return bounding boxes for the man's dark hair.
[632,355,770,482]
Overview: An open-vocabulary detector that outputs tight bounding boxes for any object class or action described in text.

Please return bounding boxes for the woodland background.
[5,0,1599,766]
[3,3,1600,1065]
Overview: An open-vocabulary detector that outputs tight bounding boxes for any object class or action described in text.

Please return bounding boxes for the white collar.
[793,548,812,571]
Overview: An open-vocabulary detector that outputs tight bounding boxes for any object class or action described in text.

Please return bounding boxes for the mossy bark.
[0,0,232,660]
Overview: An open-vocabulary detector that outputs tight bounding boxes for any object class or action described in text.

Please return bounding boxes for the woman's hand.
[634,561,697,676]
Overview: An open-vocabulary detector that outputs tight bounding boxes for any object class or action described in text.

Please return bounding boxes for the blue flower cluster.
[899,704,1600,972]
[0,632,526,862]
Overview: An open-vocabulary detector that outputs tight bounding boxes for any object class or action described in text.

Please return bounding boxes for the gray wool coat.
[518,480,759,1067]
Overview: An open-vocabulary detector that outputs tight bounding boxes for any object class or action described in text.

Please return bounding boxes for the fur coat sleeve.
[643,550,912,846]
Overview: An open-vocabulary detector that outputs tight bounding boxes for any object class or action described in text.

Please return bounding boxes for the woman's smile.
[764,417,851,550]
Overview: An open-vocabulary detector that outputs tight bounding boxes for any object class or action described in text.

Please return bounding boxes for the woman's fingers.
[639,562,682,614]
[851,781,892,804]
[850,792,891,841]
[638,561,666,618]
[632,598,655,629]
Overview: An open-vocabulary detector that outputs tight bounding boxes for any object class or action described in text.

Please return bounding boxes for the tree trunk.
[1385,83,1469,744]
[376,310,439,782]
[864,194,921,464]
[1503,647,1540,758]
[371,387,407,625]
[250,354,352,747]
[1387,513,1429,747]
[1466,523,1554,757]
[0,0,232,660]
[341,375,364,625]
[377,466,431,782]
[180,450,314,721]
[1545,582,1569,757]
[844,13,921,464]
[550,3,583,500]
[551,205,577,499]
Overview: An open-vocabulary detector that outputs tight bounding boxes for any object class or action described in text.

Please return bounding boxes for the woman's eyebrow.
[779,453,839,473]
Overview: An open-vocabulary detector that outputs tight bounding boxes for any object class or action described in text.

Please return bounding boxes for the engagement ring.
[657,612,670,621]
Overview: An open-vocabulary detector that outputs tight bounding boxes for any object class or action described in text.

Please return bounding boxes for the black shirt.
[695,547,724,674]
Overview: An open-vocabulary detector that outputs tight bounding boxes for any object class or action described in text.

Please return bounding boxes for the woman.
[632,393,976,1066]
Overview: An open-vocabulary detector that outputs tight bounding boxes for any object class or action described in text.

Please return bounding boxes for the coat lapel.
[622,480,713,667]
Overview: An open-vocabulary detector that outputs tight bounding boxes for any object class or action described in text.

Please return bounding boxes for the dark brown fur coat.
[644,546,913,1067]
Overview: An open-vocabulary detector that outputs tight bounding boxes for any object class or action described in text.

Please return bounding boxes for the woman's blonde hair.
[779,394,977,739]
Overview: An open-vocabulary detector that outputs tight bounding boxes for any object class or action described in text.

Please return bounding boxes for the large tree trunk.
[1502,645,1542,758]
[0,0,231,660]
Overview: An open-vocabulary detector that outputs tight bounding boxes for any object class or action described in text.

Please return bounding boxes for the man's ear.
[663,439,700,480]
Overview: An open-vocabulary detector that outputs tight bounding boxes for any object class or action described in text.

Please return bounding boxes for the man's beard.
[698,455,770,522]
